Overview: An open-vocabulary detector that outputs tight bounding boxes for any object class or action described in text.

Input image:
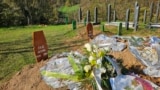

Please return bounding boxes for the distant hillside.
[0,0,159,26]
[79,0,160,22]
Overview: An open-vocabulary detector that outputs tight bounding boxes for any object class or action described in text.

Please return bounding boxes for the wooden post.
[65,17,68,24]
[33,31,48,62]
[78,7,82,22]
[94,7,98,23]
[101,24,105,32]
[133,1,138,27]
[87,10,91,23]
[113,10,116,22]
[155,2,160,23]
[72,20,76,30]
[134,6,140,31]
[118,22,122,36]
[84,17,86,26]
[108,4,111,23]
[86,23,93,40]
[149,2,153,23]
[143,9,147,24]
[125,9,130,30]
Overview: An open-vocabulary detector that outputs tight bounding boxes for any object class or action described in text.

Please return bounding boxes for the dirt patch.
[110,48,160,86]
[0,26,160,90]
[0,60,54,90]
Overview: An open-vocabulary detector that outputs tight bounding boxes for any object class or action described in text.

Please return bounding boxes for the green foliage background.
[0,0,160,27]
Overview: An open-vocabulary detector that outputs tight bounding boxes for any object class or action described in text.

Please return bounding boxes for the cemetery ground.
[0,24,160,90]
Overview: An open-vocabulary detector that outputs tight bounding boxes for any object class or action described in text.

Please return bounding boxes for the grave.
[78,7,82,23]
[125,9,130,30]
[93,7,100,25]
[32,30,48,62]
[86,23,93,40]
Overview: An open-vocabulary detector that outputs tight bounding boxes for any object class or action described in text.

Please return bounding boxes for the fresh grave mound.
[110,48,160,86]
[0,60,56,90]
[1,31,160,89]
[0,48,160,90]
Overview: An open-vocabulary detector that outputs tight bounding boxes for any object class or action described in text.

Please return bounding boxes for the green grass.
[97,23,160,37]
[0,24,82,85]
[0,23,160,86]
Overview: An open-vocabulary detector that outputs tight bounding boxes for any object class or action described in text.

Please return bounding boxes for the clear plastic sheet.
[110,74,159,90]
[128,36,160,77]
[40,52,81,90]
[92,34,126,51]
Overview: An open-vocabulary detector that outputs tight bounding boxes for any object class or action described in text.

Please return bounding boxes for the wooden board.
[32,30,48,62]
[86,23,93,39]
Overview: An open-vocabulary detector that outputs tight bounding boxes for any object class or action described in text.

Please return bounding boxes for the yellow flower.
[89,55,95,62]
[98,50,105,57]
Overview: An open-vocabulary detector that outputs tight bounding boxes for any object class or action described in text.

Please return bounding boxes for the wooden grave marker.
[86,23,93,40]
[32,30,48,62]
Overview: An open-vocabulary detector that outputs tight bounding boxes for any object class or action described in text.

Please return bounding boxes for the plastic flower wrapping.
[67,42,116,89]
[40,34,160,90]
[40,42,117,89]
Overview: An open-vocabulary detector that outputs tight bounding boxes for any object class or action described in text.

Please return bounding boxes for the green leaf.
[68,55,80,72]
[68,54,84,79]
[41,70,79,81]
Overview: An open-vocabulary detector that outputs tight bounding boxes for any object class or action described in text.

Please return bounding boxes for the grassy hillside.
[0,25,81,85]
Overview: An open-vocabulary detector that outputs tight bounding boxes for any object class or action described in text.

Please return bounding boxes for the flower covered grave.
[40,34,160,90]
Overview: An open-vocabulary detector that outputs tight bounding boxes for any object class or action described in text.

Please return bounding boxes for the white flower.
[104,47,110,52]
[93,44,98,52]
[84,43,92,52]
[93,44,98,49]
[84,65,91,72]
[100,67,106,73]
[97,58,102,65]
[89,55,95,63]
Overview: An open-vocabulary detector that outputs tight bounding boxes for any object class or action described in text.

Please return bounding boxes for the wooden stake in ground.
[143,9,147,24]
[78,7,82,23]
[86,23,93,40]
[125,9,130,30]
[108,4,111,23]
[32,30,48,62]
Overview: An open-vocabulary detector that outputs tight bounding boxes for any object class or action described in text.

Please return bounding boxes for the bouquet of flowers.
[41,42,117,90]
[67,43,117,89]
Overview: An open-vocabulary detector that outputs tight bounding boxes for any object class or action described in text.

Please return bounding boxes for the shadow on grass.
[0,37,32,45]
[0,39,87,54]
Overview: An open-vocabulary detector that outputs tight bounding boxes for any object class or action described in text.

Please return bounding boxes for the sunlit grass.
[0,23,160,86]
[0,24,79,84]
